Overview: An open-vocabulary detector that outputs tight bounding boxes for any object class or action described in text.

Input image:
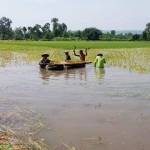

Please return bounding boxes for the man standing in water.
[73,46,88,61]
[94,53,106,68]
[39,54,50,69]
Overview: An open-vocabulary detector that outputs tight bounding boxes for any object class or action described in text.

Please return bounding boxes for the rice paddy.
[0,47,150,73]
[0,41,150,150]
[0,41,150,51]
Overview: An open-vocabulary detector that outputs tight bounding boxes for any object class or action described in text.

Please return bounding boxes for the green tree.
[51,18,68,37]
[61,23,67,36]
[143,23,150,40]
[14,27,24,40]
[31,24,42,40]
[22,26,27,39]
[74,30,82,39]
[142,31,148,40]
[51,18,59,37]
[27,26,33,39]
[132,34,140,41]
[42,23,53,40]
[42,23,50,33]
[82,28,102,40]
[111,30,116,36]
[0,17,13,39]
[102,32,112,40]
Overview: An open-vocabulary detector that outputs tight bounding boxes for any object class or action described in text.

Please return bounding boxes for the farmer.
[94,53,106,68]
[39,53,50,69]
[64,51,71,61]
[73,47,88,61]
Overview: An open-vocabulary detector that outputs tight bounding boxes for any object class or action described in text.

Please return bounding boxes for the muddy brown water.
[0,52,150,150]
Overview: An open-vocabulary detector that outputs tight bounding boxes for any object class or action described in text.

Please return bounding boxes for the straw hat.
[64,51,69,54]
[41,53,49,57]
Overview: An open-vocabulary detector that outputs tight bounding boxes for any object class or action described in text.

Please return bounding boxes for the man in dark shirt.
[39,54,50,68]
[64,51,71,61]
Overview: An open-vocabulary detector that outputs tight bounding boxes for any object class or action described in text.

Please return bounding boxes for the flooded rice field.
[0,50,150,150]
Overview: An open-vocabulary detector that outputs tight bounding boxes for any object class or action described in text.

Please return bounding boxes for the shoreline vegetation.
[0,17,150,41]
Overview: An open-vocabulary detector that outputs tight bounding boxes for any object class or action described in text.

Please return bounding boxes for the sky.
[0,0,150,30]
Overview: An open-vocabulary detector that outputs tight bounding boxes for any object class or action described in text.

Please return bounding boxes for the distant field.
[0,40,150,51]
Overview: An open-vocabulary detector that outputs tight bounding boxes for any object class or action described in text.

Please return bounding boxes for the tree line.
[0,16,150,41]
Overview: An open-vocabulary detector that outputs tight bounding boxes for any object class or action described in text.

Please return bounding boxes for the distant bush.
[52,37,81,41]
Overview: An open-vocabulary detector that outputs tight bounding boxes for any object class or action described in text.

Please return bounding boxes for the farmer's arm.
[94,57,98,67]
[85,48,88,56]
[103,58,106,64]
[73,46,80,57]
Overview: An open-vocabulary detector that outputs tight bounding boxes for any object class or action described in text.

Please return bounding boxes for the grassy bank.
[0,40,150,51]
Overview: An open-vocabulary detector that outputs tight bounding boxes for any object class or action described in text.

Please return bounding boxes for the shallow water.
[0,52,150,150]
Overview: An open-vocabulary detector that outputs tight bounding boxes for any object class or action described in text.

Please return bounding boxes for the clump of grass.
[85,48,150,73]
[0,130,47,150]
[0,98,48,150]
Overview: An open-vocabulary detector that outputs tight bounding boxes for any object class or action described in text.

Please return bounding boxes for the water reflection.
[64,67,87,81]
[39,68,50,81]
[1,51,150,150]
[39,68,64,80]
[39,67,87,81]
[95,68,106,79]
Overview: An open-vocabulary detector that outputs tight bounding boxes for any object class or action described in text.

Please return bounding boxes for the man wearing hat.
[94,53,106,68]
[39,53,50,69]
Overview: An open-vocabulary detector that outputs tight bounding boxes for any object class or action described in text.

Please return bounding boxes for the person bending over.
[94,53,106,68]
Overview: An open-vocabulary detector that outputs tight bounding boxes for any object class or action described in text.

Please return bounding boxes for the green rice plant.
[0,45,150,73]
[0,40,150,51]
[0,143,13,150]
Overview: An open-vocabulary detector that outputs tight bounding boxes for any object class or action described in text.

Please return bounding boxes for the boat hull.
[64,63,85,69]
[48,64,64,71]
[39,61,91,70]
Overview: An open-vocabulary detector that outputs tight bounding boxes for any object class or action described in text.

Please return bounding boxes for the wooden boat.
[48,64,64,71]
[40,61,92,70]
[63,61,86,69]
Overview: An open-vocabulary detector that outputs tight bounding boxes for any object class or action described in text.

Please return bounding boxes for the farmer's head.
[97,53,103,57]
[42,54,49,59]
[80,50,83,54]
[64,51,69,55]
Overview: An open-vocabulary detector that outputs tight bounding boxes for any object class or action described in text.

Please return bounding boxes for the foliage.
[0,16,149,41]
[132,34,141,41]
[51,18,67,37]
[14,27,24,40]
[82,28,102,40]
[111,30,116,36]
[143,23,150,40]
[0,143,13,150]
[0,17,13,40]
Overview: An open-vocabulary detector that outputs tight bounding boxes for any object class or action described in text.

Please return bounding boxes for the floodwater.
[0,52,150,150]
